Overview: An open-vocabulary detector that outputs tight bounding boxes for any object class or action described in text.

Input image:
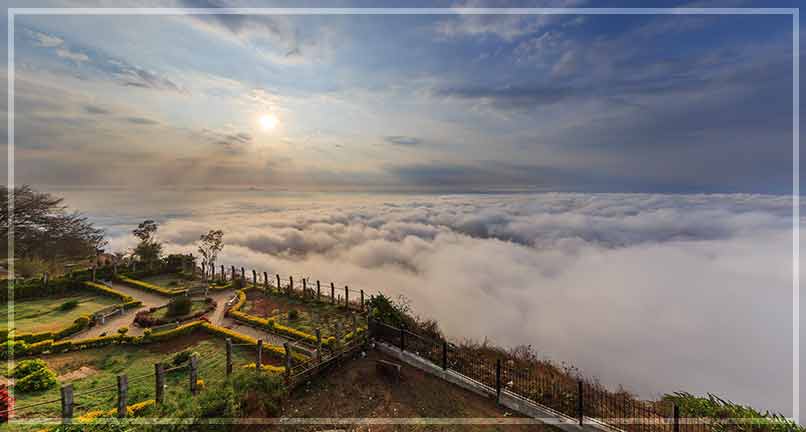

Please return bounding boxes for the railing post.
[317,280,321,301]
[577,380,584,425]
[399,326,405,351]
[673,403,680,432]
[190,355,198,395]
[226,338,233,377]
[117,374,128,418]
[331,282,335,304]
[60,384,73,423]
[442,341,448,370]
[495,359,502,405]
[284,342,292,384]
[257,339,263,371]
[155,363,165,405]
[315,328,322,364]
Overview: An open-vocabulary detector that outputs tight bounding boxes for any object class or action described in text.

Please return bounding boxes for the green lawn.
[152,299,212,321]
[3,332,265,429]
[243,290,366,339]
[0,293,119,333]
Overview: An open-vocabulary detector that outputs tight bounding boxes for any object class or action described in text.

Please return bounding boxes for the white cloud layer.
[76,190,796,415]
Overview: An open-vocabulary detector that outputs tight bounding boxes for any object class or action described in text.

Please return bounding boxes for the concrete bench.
[376,359,402,383]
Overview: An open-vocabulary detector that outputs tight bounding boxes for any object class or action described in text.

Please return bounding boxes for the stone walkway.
[70,280,289,346]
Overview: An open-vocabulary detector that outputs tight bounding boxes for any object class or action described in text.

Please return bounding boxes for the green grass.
[140,273,193,290]
[152,299,211,321]
[2,332,262,429]
[243,290,366,339]
[0,292,119,333]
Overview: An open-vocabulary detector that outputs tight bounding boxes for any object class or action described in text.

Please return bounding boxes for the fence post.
[43,272,49,289]
[495,359,501,405]
[91,265,96,282]
[331,282,335,304]
[60,384,73,423]
[284,342,292,383]
[155,363,165,405]
[289,276,293,296]
[221,265,225,282]
[241,267,245,281]
[117,374,128,418]
[317,280,321,301]
[577,380,584,425]
[252,269,257,286]
[315,328,322,364]
[276,274,280,291]
[231,265,235,281]
[257,339,263,371]
[360,290,364,311]
[303,279,307,300]
[190,355,198,395]
[344,286,349,308]
[442,341,448,370]
[264,272,268,290]
[399,326,405,351]
[226,338,233,376]
[673,403,680,432]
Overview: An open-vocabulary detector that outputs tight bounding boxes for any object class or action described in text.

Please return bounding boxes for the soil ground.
[281,350,553,432]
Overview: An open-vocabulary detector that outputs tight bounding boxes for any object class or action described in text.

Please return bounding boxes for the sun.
[258,113,279,131]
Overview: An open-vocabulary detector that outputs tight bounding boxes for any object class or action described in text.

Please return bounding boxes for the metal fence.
[369,320,725,432]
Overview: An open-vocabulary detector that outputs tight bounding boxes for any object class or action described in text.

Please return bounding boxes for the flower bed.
[134,297,216,328]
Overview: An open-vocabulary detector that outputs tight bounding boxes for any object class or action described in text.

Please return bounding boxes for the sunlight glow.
[259,113,279,131]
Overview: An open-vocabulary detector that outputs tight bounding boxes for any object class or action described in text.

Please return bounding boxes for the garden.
[134,296,216,327]
[1,330,280,430]
[232,288,367,345]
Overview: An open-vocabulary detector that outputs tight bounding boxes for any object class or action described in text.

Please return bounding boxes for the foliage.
[167,296,192,317]
[1,185,107,261]
[14,362,57,393]
[168,349,196,367]
[288,309,300,321]
[0,340,28,360]
[83,281,135,303]
[368,292,412,329]
[117,327,128,336]
[229,369,285,417]
[115,274,185,296]
[59,299,79,311]
[663,392,803,432]
[132,220,162,264]
[11,359,49,379]
[197,230,224,270]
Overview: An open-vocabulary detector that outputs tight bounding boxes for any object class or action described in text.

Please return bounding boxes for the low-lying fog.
[56,189,797,416]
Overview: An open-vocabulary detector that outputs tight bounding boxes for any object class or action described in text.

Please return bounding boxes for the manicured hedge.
[226,289,345,349]
[114,274,186,297]
[83,281,136,303]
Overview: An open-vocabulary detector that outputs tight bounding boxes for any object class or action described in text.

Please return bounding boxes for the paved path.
[69,281,290,346]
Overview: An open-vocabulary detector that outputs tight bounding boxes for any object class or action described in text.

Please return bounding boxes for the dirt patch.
[281,350,552,432]
[58,365,98,381]
[244,290,289,316]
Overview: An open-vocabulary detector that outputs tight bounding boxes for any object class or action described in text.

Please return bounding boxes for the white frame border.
[5,6,801,425]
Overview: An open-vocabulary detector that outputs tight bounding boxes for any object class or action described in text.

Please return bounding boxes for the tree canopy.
[197,229,224,267]
[132,219,162,264]
[0,185,106,261]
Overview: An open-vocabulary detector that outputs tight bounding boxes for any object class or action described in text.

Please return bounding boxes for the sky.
[0,0,802,193]
[0,0,804,421]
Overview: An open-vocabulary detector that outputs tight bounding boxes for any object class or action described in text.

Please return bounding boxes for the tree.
[132,220,162,264]
[0,185,106,262]
[197,230,224,269]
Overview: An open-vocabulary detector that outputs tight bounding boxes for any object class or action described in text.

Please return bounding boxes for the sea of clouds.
[62,190,797,415]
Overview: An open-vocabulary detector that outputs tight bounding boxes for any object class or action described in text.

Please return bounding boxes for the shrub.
[232,277,245,289]
[117,327,128,336]
[288,309,299,321]
[169,350,195,367]
[0,340,28,360]
[12,359,48,379]
[15,365,57,393]
[167,296,192,317]
[230,369,285,417]
[59,299,79,311]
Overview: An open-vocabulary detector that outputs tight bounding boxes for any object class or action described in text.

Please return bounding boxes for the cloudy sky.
[0,0,801,193]
[1,0,804,421]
